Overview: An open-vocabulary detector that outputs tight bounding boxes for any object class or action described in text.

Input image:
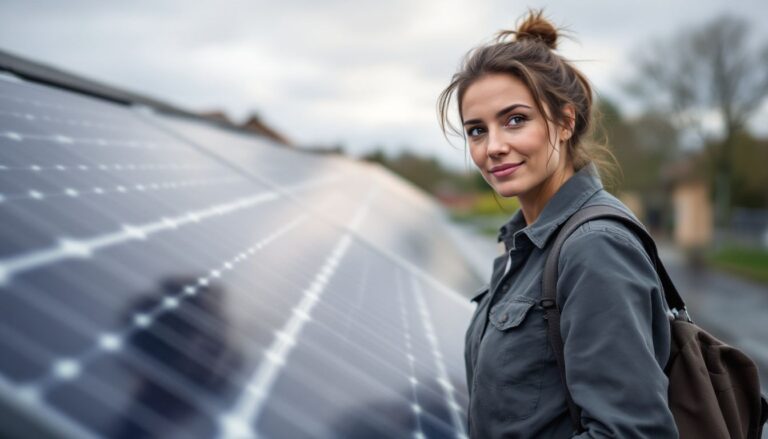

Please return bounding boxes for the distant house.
[199,111,291,147]
[662,154,713,249]
[434,191,478,212]
[199,110,235,125]
[241,114,291,146]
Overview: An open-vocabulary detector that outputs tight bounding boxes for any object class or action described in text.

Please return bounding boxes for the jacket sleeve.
[556,224,678,438]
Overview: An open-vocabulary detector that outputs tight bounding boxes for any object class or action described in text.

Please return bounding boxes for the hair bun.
[497,9,559,50]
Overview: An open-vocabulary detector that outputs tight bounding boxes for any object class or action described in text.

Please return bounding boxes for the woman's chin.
[493,185,522,199]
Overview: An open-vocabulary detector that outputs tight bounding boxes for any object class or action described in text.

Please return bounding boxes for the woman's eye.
[466,127,485,137]
[506,115,526,126]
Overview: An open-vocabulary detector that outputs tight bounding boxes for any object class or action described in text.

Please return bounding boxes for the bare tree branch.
[623,14,768,226]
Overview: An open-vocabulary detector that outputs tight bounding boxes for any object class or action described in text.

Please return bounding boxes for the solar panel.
[149,114,480,294]
[0,69,477,439]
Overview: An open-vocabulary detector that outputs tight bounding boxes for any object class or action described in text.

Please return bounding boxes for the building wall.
[673,181,713,248]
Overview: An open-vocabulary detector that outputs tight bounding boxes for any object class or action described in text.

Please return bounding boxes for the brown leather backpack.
[541,204,768,438]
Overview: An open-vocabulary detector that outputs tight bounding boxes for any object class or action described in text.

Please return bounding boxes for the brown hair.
[437,9,618,183]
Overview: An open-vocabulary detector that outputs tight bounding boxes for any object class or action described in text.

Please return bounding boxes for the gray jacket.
[464,163,678,438]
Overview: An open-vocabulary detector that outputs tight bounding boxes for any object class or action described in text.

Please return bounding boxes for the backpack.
[541,204,768,438]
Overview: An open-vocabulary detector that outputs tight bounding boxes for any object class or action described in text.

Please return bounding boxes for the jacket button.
[498,313,508,323]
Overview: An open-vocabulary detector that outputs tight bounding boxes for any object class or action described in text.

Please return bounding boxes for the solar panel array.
[0,70,480,438]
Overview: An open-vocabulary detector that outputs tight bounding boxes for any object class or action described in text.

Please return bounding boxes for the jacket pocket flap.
[489,297,535,330]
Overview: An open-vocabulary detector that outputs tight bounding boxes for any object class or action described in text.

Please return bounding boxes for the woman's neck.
[518,164,575,226]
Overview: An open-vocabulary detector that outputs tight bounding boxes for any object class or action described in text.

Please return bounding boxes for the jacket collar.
[497,162,603,250]
[470,284,490,303]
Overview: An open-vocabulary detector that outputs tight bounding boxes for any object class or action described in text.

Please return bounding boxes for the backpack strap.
[540,204,689,433]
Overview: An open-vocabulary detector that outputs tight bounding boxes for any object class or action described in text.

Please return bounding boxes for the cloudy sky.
[1,0,767,169]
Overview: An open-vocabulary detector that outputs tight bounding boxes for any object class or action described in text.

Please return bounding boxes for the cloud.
[1,0,767,168]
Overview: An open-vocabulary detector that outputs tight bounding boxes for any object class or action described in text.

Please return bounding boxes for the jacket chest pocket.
[474,296,547,421]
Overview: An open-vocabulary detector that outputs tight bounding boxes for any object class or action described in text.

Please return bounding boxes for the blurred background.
[3,0,767,246]
[1,0,767,436]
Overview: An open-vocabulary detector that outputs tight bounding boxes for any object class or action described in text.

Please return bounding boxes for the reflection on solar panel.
[0,60,480,439]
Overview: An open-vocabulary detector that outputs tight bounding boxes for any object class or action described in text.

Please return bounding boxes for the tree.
[594,99,680,194]
[361,148,489,195]
[725,133,768,208]
[626,15,768,225]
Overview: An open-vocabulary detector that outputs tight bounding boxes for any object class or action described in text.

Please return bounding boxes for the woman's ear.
[560,104,576,142]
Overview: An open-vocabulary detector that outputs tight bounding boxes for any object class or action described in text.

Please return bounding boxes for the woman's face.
[461,73,570,200]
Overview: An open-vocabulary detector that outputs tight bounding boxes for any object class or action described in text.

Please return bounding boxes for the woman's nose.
[486,128,509,157]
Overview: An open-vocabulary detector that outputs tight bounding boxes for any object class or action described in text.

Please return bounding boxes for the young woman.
[438,10,679,438]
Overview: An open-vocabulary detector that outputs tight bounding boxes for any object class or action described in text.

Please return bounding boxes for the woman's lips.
[490,161,524,177]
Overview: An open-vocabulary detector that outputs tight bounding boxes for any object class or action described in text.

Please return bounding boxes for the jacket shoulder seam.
[561,222,650,265]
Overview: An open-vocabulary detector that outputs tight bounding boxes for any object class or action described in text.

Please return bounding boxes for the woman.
[438,10,679,438]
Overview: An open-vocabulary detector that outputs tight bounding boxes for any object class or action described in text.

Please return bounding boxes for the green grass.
[446,192,519,237]
[448,192,519,220]
[707,245,768,285]
[477,224,504,237]
[471,192,520,215]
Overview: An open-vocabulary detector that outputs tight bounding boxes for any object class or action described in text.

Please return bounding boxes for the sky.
[1,0,767,170]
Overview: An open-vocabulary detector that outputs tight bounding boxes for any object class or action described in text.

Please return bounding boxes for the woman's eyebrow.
[462,103,533,126]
